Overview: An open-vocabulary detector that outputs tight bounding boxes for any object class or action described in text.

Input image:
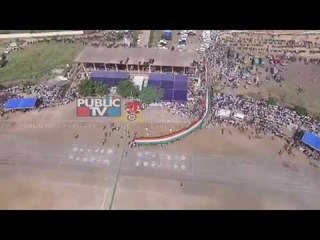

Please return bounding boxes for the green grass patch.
[0,30,64,34]
[0,42,84,85]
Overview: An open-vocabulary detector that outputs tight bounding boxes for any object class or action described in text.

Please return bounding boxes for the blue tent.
[301,131,320,152]
[5,97,37,111]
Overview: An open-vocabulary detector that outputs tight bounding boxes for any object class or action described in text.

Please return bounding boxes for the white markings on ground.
[54,182,100,189]
[65,146,115,166]
[102,159,110,165]
[100,188,109,210]
[135,151,188,171]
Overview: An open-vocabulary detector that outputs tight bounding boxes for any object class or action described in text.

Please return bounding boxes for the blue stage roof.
[148,73,188,101]
[6,97,37,110]
[90,71,129,80]
[301,131,320,152]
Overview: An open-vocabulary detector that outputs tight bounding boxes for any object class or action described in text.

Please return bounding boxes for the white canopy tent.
[216,109,231,118]
[234,112,245,120]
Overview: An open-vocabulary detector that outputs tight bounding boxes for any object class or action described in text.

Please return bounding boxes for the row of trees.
[117,80,164,104]
[78,79,164,104]
[78,79,110,97]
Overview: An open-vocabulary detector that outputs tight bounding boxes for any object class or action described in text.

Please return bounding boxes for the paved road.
[138,30,150,48]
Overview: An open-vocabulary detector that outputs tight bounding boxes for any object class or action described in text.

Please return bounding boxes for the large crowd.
[0,83,79,111]
[208,92,320,164]
[205,32,320,92]
[220,33,320,56]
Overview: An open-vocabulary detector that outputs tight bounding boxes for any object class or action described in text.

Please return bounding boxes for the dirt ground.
[1,101,320,209]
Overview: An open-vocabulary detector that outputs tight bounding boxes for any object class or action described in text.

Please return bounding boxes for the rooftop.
[74,47,200,68]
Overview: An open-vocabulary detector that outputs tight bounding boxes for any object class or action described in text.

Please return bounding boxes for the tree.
[95,83,110,96]
[294,105,308,116]
[138,86,164,104]
[117,80,140,98]
[267,96,278,106]
[78,79,96,97]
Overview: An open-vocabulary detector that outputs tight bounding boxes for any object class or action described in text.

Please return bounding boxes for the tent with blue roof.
[5,97,37,111]
[90,71,129,86]
[301,131,320,152]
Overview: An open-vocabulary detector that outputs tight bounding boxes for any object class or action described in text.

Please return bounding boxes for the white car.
[4,48,11,54]
[159,40,167,45]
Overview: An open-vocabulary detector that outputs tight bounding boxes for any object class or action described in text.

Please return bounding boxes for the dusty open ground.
[0,101,320,210]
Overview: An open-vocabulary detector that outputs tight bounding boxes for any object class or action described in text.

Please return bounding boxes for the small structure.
[216,109,231,118]
[132,75,145,91]
[233,112,245,120]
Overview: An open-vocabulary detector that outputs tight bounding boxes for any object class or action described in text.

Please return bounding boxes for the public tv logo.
[76,96,121,117]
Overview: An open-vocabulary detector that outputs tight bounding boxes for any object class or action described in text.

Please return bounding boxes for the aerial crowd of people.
[0,83,79,112]
[208,92,320,165]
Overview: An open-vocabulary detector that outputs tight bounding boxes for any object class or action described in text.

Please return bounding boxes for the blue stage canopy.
[161,80,174,89]
[90,71,129,79]
[5,97,37,111]
[301,131,320,152]
[148,73,188,101]
[90,71,129,86]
